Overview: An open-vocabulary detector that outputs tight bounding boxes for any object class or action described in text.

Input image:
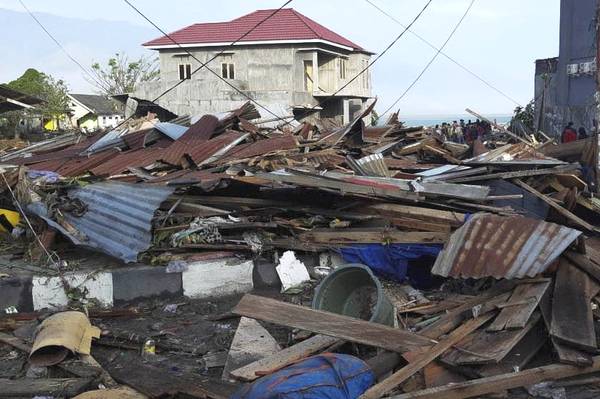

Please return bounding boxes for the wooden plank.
[420,288,513,340]
[366,203,465,226]
[441,313,541,365]
[563,251,600,283]
[538,283,593,366]
[231,334,339,381]
[0,378,91,397]
[447,164,577,183]
[514,179,599,233]
[486,280,550,331]
[359,313,494,399]
[551,259,600,352]
[389,356,600,399]
[390,217,452,233]
[478,321,547,377]
[298,229,449,245]
[233,295,436,352]
[423,362,466,388]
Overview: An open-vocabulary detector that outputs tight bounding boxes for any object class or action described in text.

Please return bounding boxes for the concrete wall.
[135,43,372,121]
[535,0,598,136]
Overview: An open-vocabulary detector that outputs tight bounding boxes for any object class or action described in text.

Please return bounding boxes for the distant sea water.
[400,114,512,127]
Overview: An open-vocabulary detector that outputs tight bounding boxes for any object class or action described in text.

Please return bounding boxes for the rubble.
[1,101,600,398]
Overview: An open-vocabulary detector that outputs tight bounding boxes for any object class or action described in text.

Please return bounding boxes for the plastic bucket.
[312,264,395,326]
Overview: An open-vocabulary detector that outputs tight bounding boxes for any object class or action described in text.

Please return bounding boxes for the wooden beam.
[563,251,600,283]
[514,179,598,233]
[447,165,577,184]
[0,378,91,397]
[486,280,550,331]
[551,260,600,352]
[233,295,437,352]
[389,356,600,399]
[298,229,449,245]
[365,203,465,226]
[359,313,495,399]
[441,313,541,365]
[230,335,339,381]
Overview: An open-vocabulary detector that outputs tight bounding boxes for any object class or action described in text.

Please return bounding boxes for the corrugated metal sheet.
[90,148,164,176]
[59,182,175,263]
[216,134,298,164]
[153,122,188,140]
[54,149,119,177]
[432,213,581,279]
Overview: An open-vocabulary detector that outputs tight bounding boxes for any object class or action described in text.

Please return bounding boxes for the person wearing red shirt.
[561,122,578,143]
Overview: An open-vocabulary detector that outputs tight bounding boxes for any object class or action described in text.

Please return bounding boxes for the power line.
[292,0,434,124]
[18,0,112,94]
[122,0,292,121]
[365,0,522,109]
[381,0,477,116]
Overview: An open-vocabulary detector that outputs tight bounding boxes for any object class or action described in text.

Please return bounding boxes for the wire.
[18,0,112,94]
[291,0,434,124]
[365,0,522,108]
[122,0,292,121]
[0,172,60,265]
[381,0,477,116]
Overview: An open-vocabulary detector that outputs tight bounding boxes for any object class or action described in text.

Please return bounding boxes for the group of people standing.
[435,119,492,144]
[561,122,589,143]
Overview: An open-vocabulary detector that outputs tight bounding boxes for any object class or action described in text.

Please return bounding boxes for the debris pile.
[1,102,600,398]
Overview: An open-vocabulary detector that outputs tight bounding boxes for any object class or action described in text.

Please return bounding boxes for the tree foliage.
[5,68,70,134]
[510,100,535,135]
[88,53,159,96]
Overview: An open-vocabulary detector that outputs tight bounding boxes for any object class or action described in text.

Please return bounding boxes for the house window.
[222,63,235,79]
[339,58,347,80]
[179,63,192,80]
[362,59,369,89]
[303,60,314,92]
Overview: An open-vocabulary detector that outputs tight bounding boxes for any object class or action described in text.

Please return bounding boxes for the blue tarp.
[340,244,443,284]
[231,353,375,399]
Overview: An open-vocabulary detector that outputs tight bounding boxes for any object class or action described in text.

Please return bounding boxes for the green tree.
[88,53,159,96]
[5,68,70,137]
[510,100,535,135]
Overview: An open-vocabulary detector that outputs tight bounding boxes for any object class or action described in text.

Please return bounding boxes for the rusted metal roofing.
[29,182,174,263]
[160,130,245,166]
[56,149,120,177]
[90,148,165,176]
[431,213,581,279]
[216,134,298,164]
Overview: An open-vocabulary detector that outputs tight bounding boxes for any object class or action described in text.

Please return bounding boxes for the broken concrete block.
[276,251,310,293]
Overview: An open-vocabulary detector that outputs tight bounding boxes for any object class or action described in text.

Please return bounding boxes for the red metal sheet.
[90,148,164,176]
[217,134,298,164]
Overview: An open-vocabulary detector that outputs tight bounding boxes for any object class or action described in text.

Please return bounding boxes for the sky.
[0,0,561,117]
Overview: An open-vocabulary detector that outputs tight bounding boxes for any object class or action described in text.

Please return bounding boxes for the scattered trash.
[29,311,101,367]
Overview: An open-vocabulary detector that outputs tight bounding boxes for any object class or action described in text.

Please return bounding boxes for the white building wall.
[136,43,373,120]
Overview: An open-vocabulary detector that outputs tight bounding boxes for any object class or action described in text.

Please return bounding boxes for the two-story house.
[135,8,374,123]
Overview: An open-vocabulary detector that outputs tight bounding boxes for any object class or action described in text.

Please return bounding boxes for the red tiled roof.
[143,9,365,51]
